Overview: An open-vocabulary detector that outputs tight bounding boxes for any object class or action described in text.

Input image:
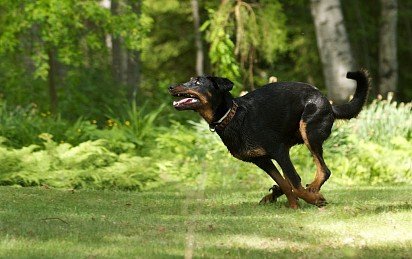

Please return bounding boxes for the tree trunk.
[127,49,140,102]
[47,48,58,114]
[191,0,204,76]
[126,0,141,102]
[111,0,124,84]
[310,0,356,104]
[379,0,398,98]
[100,0,112,53]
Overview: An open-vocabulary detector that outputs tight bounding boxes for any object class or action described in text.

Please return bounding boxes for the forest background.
[0,0,410,190]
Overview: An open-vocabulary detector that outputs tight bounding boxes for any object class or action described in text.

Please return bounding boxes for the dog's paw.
[269,185,283,197]
[296,188,327,207]
[259,193,277,204]
[314,193,328,207]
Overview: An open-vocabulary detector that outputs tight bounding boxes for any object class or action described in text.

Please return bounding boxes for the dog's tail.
[332,69,370,120]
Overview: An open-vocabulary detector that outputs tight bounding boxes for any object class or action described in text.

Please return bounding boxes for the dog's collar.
[209,101,238,132]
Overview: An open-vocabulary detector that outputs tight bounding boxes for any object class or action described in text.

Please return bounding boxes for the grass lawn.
[0,185,411,258]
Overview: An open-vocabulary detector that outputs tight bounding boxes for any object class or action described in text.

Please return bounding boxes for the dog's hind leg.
[299,106,333,193]
[253,158,298,209]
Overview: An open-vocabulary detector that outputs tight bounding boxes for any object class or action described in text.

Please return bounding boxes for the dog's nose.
[168,85,175,91]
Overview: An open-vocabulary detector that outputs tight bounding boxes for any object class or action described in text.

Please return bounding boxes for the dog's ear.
[207,76,234,92]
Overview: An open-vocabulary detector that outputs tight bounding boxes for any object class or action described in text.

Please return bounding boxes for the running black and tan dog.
[169,70,369,208]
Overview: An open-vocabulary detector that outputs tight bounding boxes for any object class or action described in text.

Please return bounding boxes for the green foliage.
[140,0,193,83]
[342,96,412,144]
[98,102,166,153]
[1,0,412,124]
[152,120,261,188]
[0,0,151,117]
[270,0,323,87]
[0,0,147,73]
[0,0,411,190]
[0,97,410,190]
[202,5,241,86]
[254,0,288,63]
[0,99,165,153]
[203,0,287,90]
[0,139,158,190]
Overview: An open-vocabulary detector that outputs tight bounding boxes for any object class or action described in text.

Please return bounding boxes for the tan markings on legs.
[306,156,325,192]
[299,120,326,193]
[299,120,310,145]
[267,171,298,209]
[287,181,327,207]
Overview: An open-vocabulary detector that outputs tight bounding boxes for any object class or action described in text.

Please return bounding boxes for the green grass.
[0,186,411,258]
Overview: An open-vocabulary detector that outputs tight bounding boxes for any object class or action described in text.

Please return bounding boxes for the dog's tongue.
[173,98,198,107]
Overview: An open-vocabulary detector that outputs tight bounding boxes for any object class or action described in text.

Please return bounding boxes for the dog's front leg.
[252,158,298,209]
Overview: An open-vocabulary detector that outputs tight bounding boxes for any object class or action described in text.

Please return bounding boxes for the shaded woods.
[0,0,410,190]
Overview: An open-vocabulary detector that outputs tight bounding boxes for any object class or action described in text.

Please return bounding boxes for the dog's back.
[234,82,332,143]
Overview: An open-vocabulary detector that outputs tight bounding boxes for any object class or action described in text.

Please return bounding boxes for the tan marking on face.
[204,91,212,99]
[196,93,208,104]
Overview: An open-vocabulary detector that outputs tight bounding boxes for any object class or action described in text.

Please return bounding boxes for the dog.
[169,70,369,208]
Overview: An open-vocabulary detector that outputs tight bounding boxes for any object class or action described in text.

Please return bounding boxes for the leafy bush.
[0,99,165,154]
[0,138,158,190]
[152,121,264,188]
[330,94,412,145]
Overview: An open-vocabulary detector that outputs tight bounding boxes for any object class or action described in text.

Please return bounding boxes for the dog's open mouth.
[172,93,200,110]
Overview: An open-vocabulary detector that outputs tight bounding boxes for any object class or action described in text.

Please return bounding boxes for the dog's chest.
[219,130,266,161]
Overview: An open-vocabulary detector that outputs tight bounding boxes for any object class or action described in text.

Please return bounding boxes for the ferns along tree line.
[0,0,410,121]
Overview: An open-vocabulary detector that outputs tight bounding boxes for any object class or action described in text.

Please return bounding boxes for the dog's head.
[169,76,233,112]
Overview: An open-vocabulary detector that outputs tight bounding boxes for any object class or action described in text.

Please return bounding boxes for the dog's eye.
[195,81,201,85]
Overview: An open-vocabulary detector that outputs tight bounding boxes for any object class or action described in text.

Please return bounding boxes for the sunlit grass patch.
[0,186,411,258]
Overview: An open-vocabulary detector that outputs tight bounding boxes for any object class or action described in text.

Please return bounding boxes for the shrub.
[0,138,158,190]
[0,99,165,154]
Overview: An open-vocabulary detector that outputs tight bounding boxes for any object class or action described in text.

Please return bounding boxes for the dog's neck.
[198,92,234,125]
[213,92,234,123]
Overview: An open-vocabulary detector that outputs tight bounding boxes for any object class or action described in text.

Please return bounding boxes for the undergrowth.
[0,97,410,190]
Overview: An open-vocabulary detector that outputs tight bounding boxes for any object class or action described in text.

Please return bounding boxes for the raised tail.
[332,69,370,120]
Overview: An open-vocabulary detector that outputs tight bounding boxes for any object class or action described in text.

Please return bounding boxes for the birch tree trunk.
[379,0,398,97]
[100,0,112,51]
[310,0,356,104]
[191,0,204,76]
